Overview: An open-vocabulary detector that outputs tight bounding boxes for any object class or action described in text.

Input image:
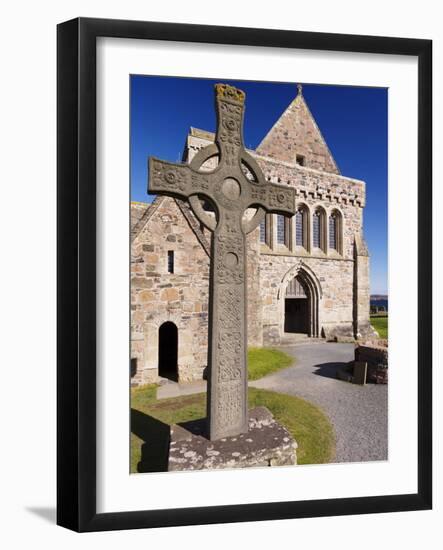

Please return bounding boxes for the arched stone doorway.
[284,276,310,334]
[158,321,178,381]
[280,265,321,339]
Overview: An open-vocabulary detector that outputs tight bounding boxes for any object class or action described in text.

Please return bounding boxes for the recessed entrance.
[158,321,178,381]
[284,275,310,335]
[285,298,309,334]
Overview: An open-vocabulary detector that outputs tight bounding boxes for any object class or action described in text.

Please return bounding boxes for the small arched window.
[259,217,266,243]
[295,209,304,246]
[313,208,326,252]
[259,214,271,246]
[329,210,342,254]
[329,213,337,250]
[295,205,309,250]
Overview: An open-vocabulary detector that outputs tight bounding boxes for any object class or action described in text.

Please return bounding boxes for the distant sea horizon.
[370,295,388,311]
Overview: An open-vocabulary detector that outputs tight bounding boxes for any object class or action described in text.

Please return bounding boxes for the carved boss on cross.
[148,84,295,440]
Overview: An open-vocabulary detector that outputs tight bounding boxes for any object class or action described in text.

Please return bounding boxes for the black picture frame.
[57,17,432,532]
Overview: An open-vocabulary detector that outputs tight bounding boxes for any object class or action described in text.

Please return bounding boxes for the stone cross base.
[168,407,297,471]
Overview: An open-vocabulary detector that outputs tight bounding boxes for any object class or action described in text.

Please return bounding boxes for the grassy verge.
[370,315,388,339]
[131,386,334,472]
[247,347,293,380]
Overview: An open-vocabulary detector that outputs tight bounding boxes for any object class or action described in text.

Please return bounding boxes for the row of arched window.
[259,205,343,255]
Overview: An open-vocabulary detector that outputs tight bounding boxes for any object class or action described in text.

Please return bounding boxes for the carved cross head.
[148,83,295,235]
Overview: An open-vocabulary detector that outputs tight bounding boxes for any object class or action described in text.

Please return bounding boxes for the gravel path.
[250,342,388,463]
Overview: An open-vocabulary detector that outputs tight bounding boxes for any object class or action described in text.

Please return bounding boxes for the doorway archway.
[279,265,321,338]
[284,276,310,334]
[158,321,178,381]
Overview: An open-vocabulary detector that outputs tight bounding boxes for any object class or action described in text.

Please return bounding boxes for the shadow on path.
[313,361,348,380]
[131,409,170,473]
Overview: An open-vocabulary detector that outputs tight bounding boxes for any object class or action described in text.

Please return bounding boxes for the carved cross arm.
[248,181,296,217]
[148,157,216,203]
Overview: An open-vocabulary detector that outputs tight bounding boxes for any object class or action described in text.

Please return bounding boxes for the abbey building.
[131,87,375,385]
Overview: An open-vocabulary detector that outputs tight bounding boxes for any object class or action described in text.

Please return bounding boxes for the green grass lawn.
[131,385,335,473]
[370,315,388,339]
[247,347,293,380]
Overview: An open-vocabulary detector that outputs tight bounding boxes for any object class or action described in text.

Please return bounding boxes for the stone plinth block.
[168,407,297,471]
[355,341,388,384]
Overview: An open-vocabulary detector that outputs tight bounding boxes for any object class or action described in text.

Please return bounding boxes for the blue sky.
[130,76,387,295]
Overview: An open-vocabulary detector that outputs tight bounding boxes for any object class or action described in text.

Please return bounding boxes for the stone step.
[279,334,325,346]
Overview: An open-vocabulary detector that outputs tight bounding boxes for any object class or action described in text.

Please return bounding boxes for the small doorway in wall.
[158,321,178,381]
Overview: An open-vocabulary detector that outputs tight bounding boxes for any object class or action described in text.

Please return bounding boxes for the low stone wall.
[355,342,388,365]
[355,340,388,384]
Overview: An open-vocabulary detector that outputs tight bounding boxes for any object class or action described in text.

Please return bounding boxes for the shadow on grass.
[177,417,208,438]
[313,362,347,380]
[131,408,170,473]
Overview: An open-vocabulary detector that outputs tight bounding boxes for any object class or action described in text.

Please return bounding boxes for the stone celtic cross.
[148,84,295,440]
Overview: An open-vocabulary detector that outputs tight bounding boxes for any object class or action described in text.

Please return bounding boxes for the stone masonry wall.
[131,197,263,384]
[259,254,354,345]
[246,224,263,347]
[256,94,340,174]
[353,236,375,339]
[131,198,210,384]
[254,155,365,261]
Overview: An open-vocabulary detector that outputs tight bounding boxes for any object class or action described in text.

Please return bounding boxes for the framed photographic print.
[57,17,432,532]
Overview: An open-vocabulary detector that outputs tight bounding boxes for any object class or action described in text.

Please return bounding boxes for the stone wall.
[355,343,388,366]
[246,225,263,347]
[255,93,340,174]
[258,254,355,345]
[353,235,376,339]
[131,197,264,384]
[253,155,365,260]
[355,341,388,384]
[131,197,210,385]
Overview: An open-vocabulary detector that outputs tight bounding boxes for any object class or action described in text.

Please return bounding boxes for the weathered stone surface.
[147,84,295,441]
[256,85,340,174]
[168,407,297,471]
[130,197,210,386]
[355,342,388,367]
[355,341,388,384]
